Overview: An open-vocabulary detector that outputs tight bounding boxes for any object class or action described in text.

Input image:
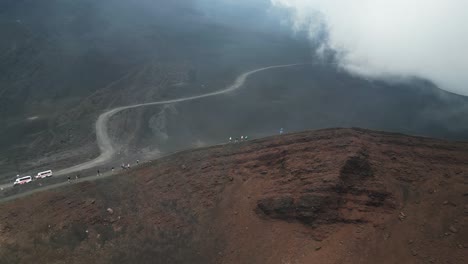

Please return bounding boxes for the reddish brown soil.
[0,128,467,264]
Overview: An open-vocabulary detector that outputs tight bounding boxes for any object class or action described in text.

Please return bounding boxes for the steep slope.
[0,0,309,179]
[3,0,468,189]
[0,128,466,263]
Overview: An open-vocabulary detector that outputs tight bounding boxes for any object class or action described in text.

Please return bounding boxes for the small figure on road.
[137,160,140,165]
[67,176,71,183]
[280,128,284,135]
[111,167,114,174]
[241,136,244,141]
[97,170,101,176]
[75,175,79,180]
[229,137,232,143]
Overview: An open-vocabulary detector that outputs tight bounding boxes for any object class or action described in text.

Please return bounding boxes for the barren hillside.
[0,128,466,263]
[0,0,309,180]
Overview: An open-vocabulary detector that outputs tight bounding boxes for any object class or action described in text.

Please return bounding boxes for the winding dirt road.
[54,63,306,176]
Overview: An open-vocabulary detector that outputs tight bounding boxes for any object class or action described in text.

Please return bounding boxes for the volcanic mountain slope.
[0,0,309,179]
[0,128,467,264]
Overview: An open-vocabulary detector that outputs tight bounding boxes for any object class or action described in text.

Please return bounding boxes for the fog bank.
[271,0,468,95]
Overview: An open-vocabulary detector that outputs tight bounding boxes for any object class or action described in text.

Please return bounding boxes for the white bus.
[14,176,32,186]
[35,170,53,179]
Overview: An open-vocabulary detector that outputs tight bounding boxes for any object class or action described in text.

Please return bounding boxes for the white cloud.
[271,0,468,95]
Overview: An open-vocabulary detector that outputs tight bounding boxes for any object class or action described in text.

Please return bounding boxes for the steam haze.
[3,0,468,182]
[271,0,468,95]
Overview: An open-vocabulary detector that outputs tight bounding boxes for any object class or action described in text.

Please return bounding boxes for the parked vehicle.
[35,170,53,179]
[14,176,33,186]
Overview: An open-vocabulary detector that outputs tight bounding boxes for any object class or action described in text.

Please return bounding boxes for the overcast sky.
[270,0,468,95]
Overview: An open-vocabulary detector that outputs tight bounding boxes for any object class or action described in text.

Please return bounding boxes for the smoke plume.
[271,0,468,95]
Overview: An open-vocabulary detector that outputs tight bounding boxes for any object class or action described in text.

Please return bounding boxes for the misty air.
[0,1,466,263]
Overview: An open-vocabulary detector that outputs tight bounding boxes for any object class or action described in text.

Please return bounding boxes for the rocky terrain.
[3,0,468,189]
[0,128,466,263]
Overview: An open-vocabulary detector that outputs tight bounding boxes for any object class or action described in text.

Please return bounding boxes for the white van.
[35,170,53,179]
[14,176,33,186]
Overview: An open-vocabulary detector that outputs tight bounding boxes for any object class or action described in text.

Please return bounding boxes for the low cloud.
[271,0,468,95]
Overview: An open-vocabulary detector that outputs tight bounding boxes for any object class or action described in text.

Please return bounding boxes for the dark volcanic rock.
[338,150,373,190]
[257,196,295,220]
[256,148,395,226]
[256,195,341,225]
[295,195,325,222]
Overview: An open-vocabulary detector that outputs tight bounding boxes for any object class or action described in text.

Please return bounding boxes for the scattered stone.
[411,249,418,256]
[399,212,407,221]
[458,244,463,249]
[315,246,322,251]
[107,208,114,215]
[408,240,414,244]
[384,233,390,240]
[229,177,234,182]
[449,226,458,233]
[443,201,449,205]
